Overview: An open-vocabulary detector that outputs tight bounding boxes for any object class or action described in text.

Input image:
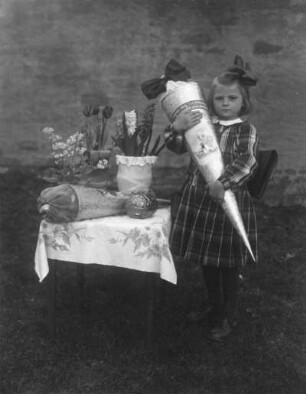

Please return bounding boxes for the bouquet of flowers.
[42,104,114,185]
[42,127,88,184]
[112,103,165,157]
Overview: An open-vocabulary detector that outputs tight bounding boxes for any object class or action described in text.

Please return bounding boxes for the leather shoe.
[187,306,215,323]
[207,319,231,342]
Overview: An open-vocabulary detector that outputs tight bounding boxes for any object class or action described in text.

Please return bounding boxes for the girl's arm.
[163,124,187,154]
[163,109,203,154]
[218,122,258,190]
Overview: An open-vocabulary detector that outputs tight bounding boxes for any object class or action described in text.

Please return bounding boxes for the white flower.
[52,142,67,151]
[77,132,84,142]
[42,127,63,143]
[42,127,54,135]
[52,152,64,159]
[124,110,137,136]
[77,147,86,154]
[48,133,62,142]
[96,159,108,169]
[66,136,76,145]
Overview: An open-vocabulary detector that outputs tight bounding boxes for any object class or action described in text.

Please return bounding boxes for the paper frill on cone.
[158,80,255,261]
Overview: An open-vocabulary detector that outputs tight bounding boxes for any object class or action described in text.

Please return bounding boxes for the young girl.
[164,56,258,341]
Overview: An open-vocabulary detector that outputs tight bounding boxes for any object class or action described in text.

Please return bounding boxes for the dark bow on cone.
[226,55,257,87]
[141,59,191,100]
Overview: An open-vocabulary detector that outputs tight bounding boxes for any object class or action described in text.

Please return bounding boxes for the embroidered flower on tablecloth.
[39,222,94,251]
[108,225,172,263]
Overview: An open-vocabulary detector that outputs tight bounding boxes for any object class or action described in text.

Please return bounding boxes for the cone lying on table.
[141,59,255,261]
[37,184,128,223]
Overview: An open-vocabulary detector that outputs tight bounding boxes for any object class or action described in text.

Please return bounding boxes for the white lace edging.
[116,155,158,167]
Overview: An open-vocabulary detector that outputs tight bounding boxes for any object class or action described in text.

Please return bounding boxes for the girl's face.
[212,83,243,120]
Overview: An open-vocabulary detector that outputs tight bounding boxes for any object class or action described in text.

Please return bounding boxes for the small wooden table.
[35,208,177,346]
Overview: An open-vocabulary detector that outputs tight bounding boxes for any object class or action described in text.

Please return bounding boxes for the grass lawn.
[0,167,306,394]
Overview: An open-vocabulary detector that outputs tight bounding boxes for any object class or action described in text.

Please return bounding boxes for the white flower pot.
[115,155,158,193]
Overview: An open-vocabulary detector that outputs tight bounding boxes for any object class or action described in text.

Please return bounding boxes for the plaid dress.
[165,119,258,268]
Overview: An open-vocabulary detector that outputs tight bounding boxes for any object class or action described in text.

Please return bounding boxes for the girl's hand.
[208,180,225,203]
[172,109,203,133]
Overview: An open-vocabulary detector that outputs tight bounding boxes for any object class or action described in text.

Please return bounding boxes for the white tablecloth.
[34,207,177,284]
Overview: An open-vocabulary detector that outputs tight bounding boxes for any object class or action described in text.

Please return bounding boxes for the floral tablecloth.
[35,207,177,285]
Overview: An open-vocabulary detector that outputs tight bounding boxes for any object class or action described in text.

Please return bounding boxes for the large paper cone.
[159,80,255,261]
[37,184,128,223]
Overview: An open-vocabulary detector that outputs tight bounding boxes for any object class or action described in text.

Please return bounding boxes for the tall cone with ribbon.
[141,59,255,261]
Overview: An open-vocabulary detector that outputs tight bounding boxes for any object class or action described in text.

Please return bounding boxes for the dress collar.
[212,116,243,126]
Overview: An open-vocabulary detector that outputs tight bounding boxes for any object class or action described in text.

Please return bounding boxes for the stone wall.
[0,0,306,205]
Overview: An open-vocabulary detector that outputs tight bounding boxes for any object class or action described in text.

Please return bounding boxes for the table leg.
[47,259,56,339]
[146,274,158,349]
[76,264,85,309]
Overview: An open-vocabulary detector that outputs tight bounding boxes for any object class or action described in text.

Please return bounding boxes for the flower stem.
[154,143,166,156]
[149,135,161,156]
[99,117,107,150]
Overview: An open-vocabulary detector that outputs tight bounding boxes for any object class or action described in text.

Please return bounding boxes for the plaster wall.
[0,0,306,204]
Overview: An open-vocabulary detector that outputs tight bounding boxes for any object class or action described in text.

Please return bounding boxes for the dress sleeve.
[163,124,188,154]
[218,123,258,190]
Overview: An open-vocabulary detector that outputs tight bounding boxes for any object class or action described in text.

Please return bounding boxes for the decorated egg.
[126,189,158,219]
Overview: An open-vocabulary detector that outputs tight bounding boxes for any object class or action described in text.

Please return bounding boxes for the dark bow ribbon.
[141,59,191,100]
[226,55,257,87]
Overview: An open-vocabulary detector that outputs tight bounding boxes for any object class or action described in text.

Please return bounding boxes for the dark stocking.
[201,266,223,321]
[221,266,239,324]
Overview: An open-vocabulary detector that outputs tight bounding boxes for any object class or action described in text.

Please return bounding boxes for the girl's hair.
[206,71,253,117]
